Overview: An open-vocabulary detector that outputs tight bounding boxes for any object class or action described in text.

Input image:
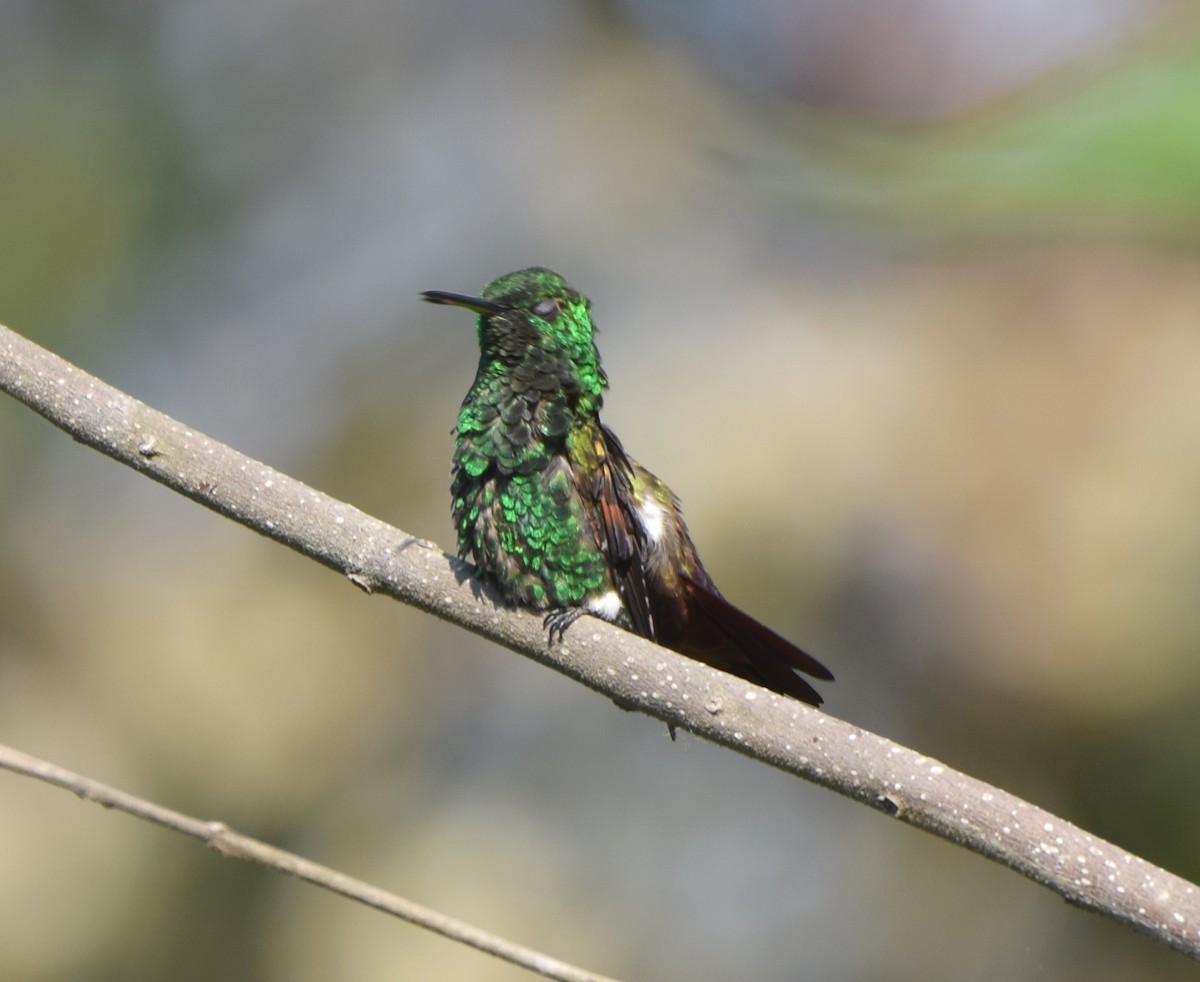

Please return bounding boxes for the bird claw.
[543,607,586,644]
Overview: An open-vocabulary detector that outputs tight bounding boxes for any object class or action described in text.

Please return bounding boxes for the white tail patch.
[586,590,625,622]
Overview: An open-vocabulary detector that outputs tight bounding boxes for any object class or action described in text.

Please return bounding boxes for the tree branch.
[1,322,1198,961]
[0,743,621,982]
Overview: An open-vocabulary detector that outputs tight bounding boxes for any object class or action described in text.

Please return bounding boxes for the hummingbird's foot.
[543,606,587,644]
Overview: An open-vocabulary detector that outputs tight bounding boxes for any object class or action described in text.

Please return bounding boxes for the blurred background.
[2,1,1200,979]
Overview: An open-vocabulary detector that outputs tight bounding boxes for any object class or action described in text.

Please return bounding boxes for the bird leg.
[543,606,588,644]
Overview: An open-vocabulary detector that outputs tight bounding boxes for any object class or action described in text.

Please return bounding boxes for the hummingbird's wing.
[582,423,656,639]
[587,424,833,706]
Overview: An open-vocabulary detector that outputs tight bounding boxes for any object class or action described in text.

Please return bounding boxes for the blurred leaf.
[772,27,1200,245]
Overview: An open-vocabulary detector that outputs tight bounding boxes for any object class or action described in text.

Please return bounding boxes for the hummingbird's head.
[423,267,606,406]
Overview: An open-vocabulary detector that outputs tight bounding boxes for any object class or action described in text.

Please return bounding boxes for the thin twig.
[1,322,1199,960]
[0,743,621,982]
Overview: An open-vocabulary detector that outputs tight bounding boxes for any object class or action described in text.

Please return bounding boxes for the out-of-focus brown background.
[3,2,1200,979]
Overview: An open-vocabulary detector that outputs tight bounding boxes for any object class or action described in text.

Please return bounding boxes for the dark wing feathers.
[585,424,831,706]
[585,425,656,638]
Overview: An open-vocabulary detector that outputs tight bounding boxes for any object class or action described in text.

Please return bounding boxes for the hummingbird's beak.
[421,290,507,316]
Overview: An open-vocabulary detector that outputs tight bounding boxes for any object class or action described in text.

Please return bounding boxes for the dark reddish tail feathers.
[682,576,833,706]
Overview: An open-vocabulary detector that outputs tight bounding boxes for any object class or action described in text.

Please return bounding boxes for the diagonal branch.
[1,322,1198,961]
[0,743,621,982]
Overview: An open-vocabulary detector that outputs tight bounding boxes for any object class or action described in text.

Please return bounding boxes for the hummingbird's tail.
[680,576,833,706]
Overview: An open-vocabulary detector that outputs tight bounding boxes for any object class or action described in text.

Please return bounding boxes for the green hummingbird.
[422,267,832,705]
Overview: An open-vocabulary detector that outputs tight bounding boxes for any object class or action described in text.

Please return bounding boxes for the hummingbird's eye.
[532,298,560,319]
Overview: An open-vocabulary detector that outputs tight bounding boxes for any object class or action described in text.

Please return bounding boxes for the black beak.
[421,290,507,316]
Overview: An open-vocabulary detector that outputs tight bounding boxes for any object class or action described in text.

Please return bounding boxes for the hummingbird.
[422,267,832,705]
